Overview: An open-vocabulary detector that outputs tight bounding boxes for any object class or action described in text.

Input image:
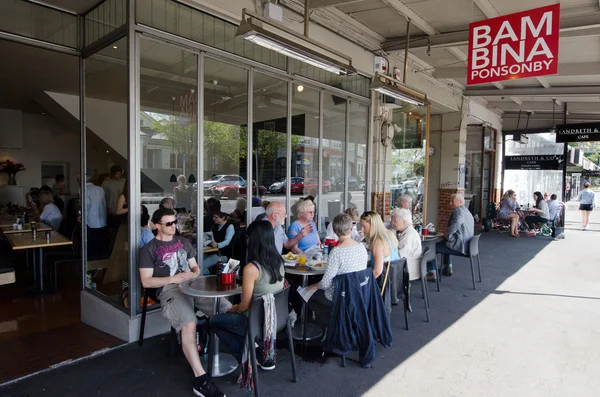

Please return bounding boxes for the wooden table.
[5,230,73,292]
[179,276,242,377]
[1,222,52,235]
[203,247,219,254]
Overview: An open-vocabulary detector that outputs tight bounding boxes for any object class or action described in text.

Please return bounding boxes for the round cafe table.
[285,264,326,341]
[179,276,242,377]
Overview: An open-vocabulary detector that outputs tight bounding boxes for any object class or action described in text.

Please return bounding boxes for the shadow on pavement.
[1,232,554,397]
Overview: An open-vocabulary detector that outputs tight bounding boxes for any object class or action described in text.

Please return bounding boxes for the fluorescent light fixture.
[236,10,356,75]
[370,79,426,106]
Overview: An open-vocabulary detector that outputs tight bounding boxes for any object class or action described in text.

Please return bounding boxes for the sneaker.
[442,266,453,277]
[256,356,276,371]
[193,375,225,397]
[426,272,437,282]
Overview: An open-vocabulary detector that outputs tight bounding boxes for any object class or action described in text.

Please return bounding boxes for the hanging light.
[170,174,177,182]
[188,174,196,183]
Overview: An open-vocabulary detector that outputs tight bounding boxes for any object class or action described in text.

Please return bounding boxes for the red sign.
[467,4,560,85]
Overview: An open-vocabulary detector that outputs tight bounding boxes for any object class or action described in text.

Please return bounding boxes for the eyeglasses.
[160,219,178,227]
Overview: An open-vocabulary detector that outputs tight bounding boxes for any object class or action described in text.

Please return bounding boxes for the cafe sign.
[467,4,560,85]
[556,122,600,143]
[505,155,564,170]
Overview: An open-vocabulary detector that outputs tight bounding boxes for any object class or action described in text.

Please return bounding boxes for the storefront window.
[348,101,368,213]
[251,73,288,217]
[390,106,427,226]
[84,37,129,310]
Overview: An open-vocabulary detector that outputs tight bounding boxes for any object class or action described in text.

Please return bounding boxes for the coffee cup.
[12,223,18,230]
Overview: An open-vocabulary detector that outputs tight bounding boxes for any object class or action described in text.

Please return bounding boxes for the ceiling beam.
[473,0,500,18]
[536,77,551,89]
[489,101,600,113]
[509,97,522,106]
[309,0,364,8]
[380,0,438,36]
[383,13,600,51]
[464,86,600,97]
[434,62,600,79]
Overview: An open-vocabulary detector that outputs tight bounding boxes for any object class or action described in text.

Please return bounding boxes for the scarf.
[241,293,277,396]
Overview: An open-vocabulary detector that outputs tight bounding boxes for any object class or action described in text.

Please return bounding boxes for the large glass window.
[290,84,320,225]
[251,73,288,216]
[84,37,129,310]
[348,101,368,213]
[390,106,427,226]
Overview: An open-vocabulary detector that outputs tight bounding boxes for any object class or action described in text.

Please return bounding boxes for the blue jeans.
[427,240,465,271]
[209,312,248,363]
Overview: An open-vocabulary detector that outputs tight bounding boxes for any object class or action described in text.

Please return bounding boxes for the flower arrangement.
[0,159,25,185]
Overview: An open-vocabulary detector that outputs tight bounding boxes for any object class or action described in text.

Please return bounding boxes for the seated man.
[139,207,228,397]
[547,194,564,221]
[264,202,311,254]
[427,194,474,280]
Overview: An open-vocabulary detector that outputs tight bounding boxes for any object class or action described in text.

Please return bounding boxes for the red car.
[304,178,331,194]
[212,180,267,200]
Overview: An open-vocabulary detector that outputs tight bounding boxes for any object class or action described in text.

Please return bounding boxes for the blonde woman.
[30,191,63,231]
[359,211,399,278]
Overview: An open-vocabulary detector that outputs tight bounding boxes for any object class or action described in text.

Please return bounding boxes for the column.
[437,111,468,234]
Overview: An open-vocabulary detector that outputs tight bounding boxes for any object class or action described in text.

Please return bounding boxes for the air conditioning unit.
[374,56,389,74]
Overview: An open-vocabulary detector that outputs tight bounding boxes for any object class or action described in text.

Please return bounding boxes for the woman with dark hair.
[577,181,595,230]
[524,191,549,230]
[209,221,284,368]
[498,189,521,237]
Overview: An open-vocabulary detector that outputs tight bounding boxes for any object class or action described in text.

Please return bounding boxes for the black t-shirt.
[138,236,196,279]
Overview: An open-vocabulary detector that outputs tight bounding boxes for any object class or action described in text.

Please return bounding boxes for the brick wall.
[437,188,465,234]
[371,192,392,220]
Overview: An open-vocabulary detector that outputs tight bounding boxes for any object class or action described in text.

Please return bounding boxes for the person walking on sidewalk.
[577,181,595,231]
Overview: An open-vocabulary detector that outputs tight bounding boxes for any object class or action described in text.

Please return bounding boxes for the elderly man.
[389,208,422,305]
[139,207,227,397]
[427,193,474,281]
[265,201,312,254]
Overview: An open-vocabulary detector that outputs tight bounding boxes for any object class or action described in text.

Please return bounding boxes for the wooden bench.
[0,267,16,285]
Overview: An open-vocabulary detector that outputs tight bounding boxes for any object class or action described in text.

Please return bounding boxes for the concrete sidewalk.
[2,230,599,397]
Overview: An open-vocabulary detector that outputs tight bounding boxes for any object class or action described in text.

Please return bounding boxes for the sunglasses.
[160,219,178,227]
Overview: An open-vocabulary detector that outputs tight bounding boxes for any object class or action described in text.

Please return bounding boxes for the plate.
[306,261,327,270]
[282,254,299,265]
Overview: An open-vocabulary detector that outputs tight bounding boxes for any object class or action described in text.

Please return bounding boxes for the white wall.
[0,112,80,205]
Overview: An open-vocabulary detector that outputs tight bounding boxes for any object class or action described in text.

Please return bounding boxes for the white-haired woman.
[173,174,193,212]
[397,194,413,211]
[230,198,246,220]
[287,199,320,251]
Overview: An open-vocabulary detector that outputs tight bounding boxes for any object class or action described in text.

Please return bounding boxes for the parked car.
[304,178,331,194]
[268,177,304,194]
[212,180,267,200]
[202,174,245,195]
[347,176,364,191]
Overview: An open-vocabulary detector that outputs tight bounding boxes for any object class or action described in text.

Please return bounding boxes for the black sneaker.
[256,347,276,370]
[442,266,453,277]
[193,375,225,397]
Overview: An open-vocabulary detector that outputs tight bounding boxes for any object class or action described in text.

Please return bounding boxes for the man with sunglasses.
[139,207,228,397]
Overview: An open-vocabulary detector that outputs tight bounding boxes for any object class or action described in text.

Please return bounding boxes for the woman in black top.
[202,211,235,274]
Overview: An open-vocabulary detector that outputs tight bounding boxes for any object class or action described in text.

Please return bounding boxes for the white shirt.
[86,182,107,229]
[40,203,63,231]
[397,226,422,259]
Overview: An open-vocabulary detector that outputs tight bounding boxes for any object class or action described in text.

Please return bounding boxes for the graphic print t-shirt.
[139,237,196,280]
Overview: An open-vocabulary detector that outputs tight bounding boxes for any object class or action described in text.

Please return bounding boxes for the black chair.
[402,248,433,330]
[441,234,482,290]
[44,225,82,293]
[139,287,179,361]
[209,287,297,396]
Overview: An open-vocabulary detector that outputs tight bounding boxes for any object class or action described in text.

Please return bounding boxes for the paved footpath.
[2,225,599,397]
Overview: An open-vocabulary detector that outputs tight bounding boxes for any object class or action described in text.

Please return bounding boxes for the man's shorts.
[158,284,232,332]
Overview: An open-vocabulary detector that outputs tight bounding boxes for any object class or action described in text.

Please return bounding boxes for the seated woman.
[360,211,399,278]
[498,189,522,237]
[230,198,247,221]
[203,211,235,275]
[209,221,284,368]
[325,207,362,242]
[287,199,320,252]
[30,191,63,231]
[524,191,550,230]
[308,213,368,327]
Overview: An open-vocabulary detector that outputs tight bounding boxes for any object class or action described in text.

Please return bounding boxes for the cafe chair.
[44,225,82,293]
[139,288,178,360]
[0,267,16,285]
[442,234,482,290]
[402,247,433,330]
[219,286,297,397]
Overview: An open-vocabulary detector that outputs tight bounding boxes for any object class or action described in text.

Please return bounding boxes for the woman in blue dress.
[498,189,521,237]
